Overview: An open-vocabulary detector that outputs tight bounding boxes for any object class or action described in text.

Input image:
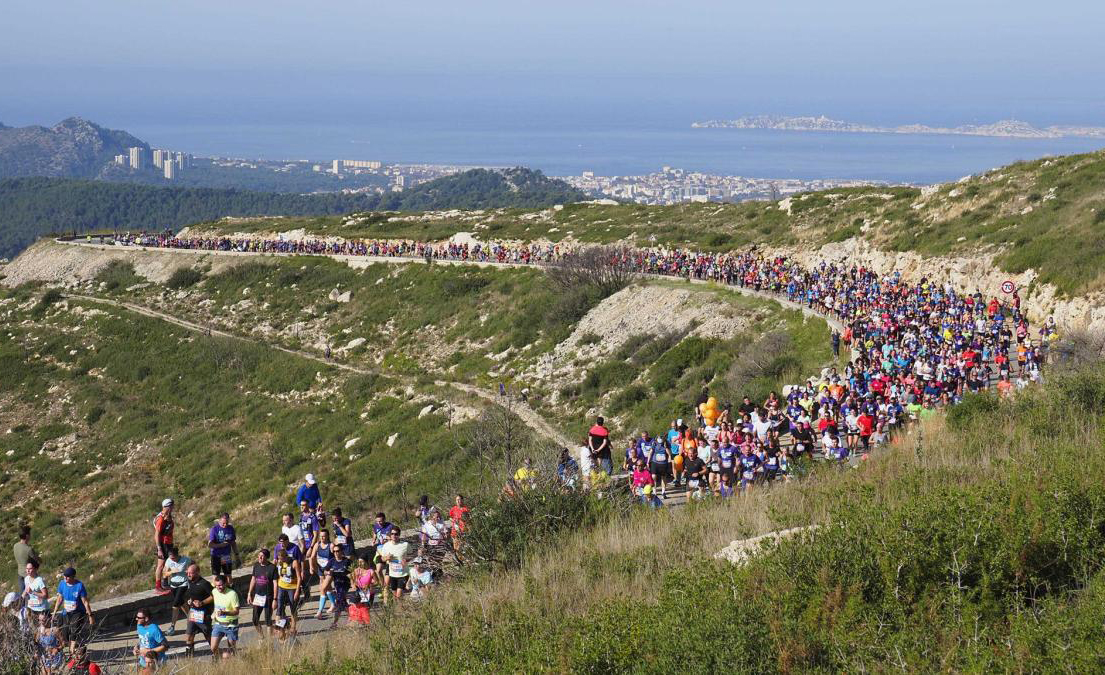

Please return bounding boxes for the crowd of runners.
[8,233,1055,671]
[6,477,471,673]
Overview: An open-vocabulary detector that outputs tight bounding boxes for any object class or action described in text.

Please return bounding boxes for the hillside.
[0,177,379,260]
[0,241,829,597]
[0,168,584,261]
[0,117,146,178]
[373,167,585,211]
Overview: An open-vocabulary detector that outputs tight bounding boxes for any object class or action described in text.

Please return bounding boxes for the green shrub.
[165,266,203,289]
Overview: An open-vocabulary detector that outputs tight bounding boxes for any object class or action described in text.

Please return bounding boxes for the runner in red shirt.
[448,495,470,562]
[153,498,175,595]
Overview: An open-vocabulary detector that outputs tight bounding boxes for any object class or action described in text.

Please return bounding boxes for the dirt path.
[66,293,574,449]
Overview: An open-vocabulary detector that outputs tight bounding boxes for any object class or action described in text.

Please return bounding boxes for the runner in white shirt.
[379,528,411,600]
[281,513,304,552]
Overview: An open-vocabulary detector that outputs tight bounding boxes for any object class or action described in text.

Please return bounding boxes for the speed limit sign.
[1001,280,1015,294]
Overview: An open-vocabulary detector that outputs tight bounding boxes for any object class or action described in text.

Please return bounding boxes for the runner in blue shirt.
[133,609,168,673]
[52,567,95,647]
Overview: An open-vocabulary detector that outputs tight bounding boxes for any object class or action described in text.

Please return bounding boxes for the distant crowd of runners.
[15,232,1056,670]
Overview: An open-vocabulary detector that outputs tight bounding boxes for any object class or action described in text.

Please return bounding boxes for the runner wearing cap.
[296,473,322,510]
[153,499,174,594]
[52,567,94,648]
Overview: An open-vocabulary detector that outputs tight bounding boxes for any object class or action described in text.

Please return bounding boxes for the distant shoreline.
[691,115,1105,140]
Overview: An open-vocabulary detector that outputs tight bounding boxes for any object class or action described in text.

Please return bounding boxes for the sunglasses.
[136,616,147,621]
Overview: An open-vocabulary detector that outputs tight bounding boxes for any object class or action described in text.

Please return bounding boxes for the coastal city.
[132,153,887,204]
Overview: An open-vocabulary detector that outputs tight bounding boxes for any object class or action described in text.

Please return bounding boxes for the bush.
[32,288,63,315]
[463,480,627,570]
[165,266,203,289]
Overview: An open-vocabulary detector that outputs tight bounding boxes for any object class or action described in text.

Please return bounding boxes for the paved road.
[85,580,394,671]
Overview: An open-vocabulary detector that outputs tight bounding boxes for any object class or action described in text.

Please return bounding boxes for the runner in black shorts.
[182,564,213,656]
[247,549,277,639]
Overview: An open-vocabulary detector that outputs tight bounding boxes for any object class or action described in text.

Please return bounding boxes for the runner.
[348,554,376,626]
[312,529,335,619]
[21,561,47,620]
[246,548,276,639]
[274,548,301,641]
[323,543,352,628]
[35,612,63,673]
[182,563,213,657]
[153,498,174,595]
[588,417,612,476]
[208,512,240,577]
[210,574,240,660]
[161,546,192,635]
[378,527,410,601]
[331,507,355,558]
[447,495,469,562]
[295,473,322,510]
[299,499,321,583]
[682,447,708,499]
[65,645,103,675]
[52,567,94,648]
[133,608,168,673]
[421,509,450,564]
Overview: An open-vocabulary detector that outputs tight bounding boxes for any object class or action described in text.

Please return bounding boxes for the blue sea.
[130,122,1104,184]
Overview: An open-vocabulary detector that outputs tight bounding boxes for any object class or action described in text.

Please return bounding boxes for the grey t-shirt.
[14,541,39,577]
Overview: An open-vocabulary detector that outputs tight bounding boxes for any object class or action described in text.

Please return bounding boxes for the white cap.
[2,591,17,608]
[676,418,683,426]
[305,473,316,485]
[162,498,174,508]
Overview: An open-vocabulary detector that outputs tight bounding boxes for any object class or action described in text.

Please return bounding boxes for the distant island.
[691,115,1105,139]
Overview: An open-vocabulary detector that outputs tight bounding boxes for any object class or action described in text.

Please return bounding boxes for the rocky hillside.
[0,117,147,178]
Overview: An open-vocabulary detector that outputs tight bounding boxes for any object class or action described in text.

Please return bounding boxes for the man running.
[208,512,240,577]
[52,567,94,648]
[210,574,240,660]
[379,527,410,601]
[247,548,277,639]
[295,473,322,510]
[182,563,213,657]
[161,546,192,635]
[133,609,168,673]
[153,498,175,595]
[588,417,612,476]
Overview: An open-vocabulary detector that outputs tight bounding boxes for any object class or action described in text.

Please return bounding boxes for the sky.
[3,1,1105,133]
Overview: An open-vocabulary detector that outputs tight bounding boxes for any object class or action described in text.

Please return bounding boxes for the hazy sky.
[3,1,1105,128]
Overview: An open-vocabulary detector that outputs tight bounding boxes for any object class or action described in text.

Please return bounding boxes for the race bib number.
[318,557,329,568]
[743,470,754,480]
[388,560,405,576]
[711,463,720,472]
[688,479,700,488]
[335,535,347,545]
[252,594,268,607]
[654,453,666,462]
[220,554,232,565]
[358,590,373,603]
[170,574,186,587]
[64,600,77,612]
[274,618,288,629]
[189,608,205,624]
